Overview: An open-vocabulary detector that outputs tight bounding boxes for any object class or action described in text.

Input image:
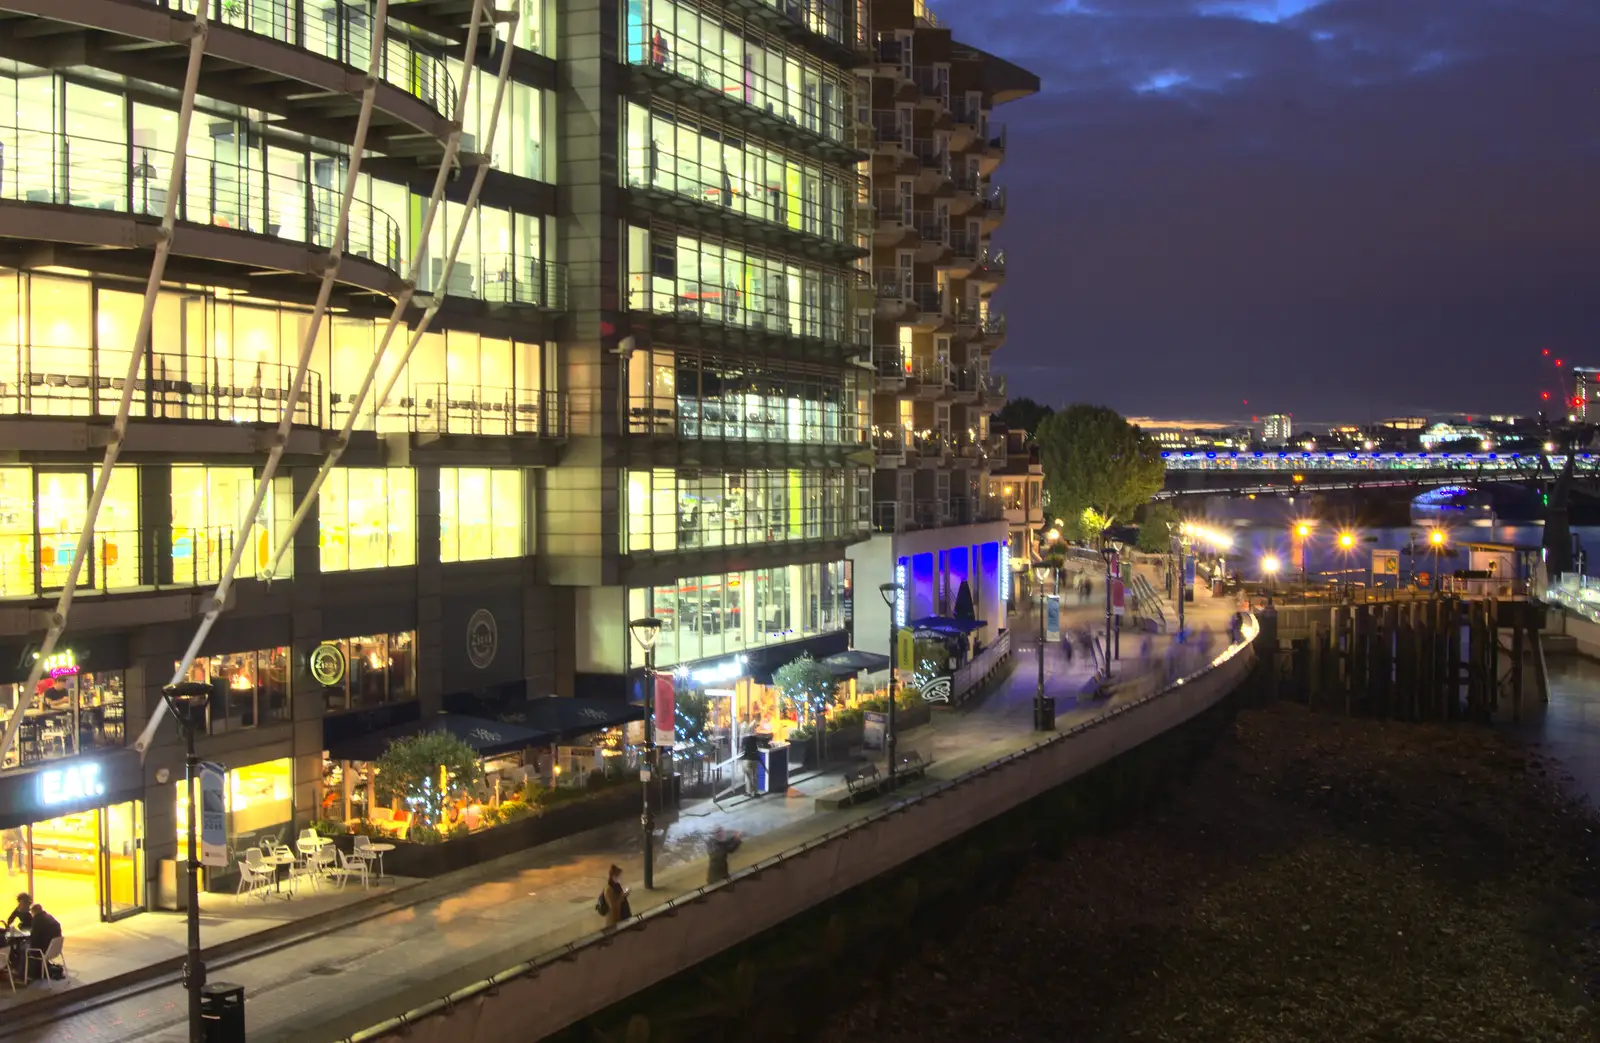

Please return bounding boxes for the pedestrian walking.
[596,864,631,927]
[705,827,743,884]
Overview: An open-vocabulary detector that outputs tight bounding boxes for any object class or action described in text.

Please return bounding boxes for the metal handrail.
[158,0,455,118]
[0,128,402,271]
[475,253,567,308]
[625,148,850,245]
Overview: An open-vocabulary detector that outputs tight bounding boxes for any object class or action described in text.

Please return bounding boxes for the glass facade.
[625,346,868,442]
[625,104,850,243]
[0,667,125,769]
[0,466,139,597]
[171,465,296,585]
[175,757,294,855]
[439,468,524,563]
[627,227,854,343]
[316,631,417,714]
[0,270,546,435]
[319,468,417,572]
[628,560,848,668]
[176,646,291,735]
[625,469,867,551]
[625,0,855,131]
[0,69,550,302]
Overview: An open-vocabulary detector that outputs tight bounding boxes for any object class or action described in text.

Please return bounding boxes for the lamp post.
[161,680,213,1043]
[1262,554,1280,607]
[1033,562,1051,727]
[628,616,663,890]
[1429,528,1446,597]
[878,582,900,787]
[1295,522,1312,592]
[1337,530,1357,599]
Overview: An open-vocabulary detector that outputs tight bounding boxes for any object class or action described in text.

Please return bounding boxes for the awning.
[908,616,988,634]
[326,713,554,763]
[820,650,892,677]
[445,693,645,744]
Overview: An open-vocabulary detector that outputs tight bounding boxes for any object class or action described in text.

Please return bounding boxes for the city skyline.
[946,0,1600,420]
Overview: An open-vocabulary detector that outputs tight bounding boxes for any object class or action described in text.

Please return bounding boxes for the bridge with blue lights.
[1161,450,1600,496]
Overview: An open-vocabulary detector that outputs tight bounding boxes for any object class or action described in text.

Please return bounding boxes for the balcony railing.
[0,347,323,426]
[475,255,568,309]
[873,190,908,225]
[159,0,455,118]
[349,385,567,438]
[951,168,980,193]
[987,123,1008,151]
[980,371,1007,398]
[626,148,850,246]
[980,183,1008,213]
[911,138,951,177]
[627,398,865,446]
[875,37,907,65]
[875,268,910,299]
[908,357,950,388]
[0,127,403,271]
[909,284,943,314]
[976,246,1006,276]
[982,313,1007,337]
[950,98,985,129]
[872,424,908,458]
[873,348,909,379]
[948,229,977,259]
[873,500,902,532]
[911,211,946,243]
[911,66,950,105]
[871,112,909,150]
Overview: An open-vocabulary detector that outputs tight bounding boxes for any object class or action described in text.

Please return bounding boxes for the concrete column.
[416,465,443,713]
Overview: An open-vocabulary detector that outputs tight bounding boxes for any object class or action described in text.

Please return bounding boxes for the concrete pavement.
[2,591,1244,1043]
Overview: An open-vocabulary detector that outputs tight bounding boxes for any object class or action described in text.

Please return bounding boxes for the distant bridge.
[1160,450,1600,497]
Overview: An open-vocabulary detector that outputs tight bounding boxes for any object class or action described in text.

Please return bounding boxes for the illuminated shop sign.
[32,650,80,679]
[38,761,106,807]
[309,643,348,687]
[678,655,749,686]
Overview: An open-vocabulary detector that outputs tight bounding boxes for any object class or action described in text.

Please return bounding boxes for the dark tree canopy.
[1037,404,1165,541]
[997,398,1055,438]
[1135,502,1181,554]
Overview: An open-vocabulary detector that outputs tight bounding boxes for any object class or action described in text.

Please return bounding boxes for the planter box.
[379,785,640,879]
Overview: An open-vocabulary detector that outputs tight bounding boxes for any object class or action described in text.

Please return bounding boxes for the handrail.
[625,147,849,245]
[340,617,1261,1043]
[0,128,402,272]
[463,253,567,308]
[160,0,455,119]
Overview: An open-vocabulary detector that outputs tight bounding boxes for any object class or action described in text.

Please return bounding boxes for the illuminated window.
[319,468,416,572]
[175,757,293,853]
[439,468,523,563]
[0,465,141,596]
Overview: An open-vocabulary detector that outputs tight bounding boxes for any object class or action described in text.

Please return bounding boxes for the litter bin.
[201,982,246,1043]
[1034,696,1056,731]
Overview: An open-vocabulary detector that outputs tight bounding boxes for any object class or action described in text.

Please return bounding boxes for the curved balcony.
[0,0,460,162]
[0,126,403,295]
[351,384,567,439]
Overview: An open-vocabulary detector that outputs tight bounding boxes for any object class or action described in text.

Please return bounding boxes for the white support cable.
[0,2,212,770]
[261,8,517,580]
[133,0,401,757]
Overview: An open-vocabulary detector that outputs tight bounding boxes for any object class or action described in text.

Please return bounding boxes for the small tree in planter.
[374,731,482,842]
[773,653,839,764]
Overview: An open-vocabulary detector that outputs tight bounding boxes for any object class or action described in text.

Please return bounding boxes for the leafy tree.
[997,397,1054,438]
[772,654,838,725]
[1136,502,1181,554]
[374,730,482,831]
[674,686,712,748]
[1037,404,1165,542]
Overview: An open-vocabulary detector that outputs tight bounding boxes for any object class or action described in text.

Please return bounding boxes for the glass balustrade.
[157,0,455,118]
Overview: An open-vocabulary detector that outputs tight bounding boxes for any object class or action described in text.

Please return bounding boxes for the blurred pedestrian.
[597,864,631,927]
[706,827,743,884]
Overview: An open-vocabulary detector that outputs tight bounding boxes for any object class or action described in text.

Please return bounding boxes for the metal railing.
[911,138,951,177]
[871,111,909,150]
[909,283,943,314]
[911,211,946,243]
[875,37,907,65]
[872,348,909,379]
[344,385,567,437]
[872,500,901,532]
[951,167,980,192]
[875,268,910,299]
[159,0,454,117]
[0,346,323,426]
[872,424,908,458]
[950,98,985,129]
[980,183,1007,213]
[476,254,568,308]
[873,190,908,225]
[976,246,1006,276]
[0,523,291,603]
[987,123,1007,151]
[628,398,865,446]
[626,148,851,246]
[981,313,1007,337]
[907,357,950,388]
[948,229,977,259]
[911,67,949,104]
[0,127,402,271]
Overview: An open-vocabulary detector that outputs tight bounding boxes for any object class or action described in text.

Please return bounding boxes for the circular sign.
[467,609,498,671]
[309,643,348,687]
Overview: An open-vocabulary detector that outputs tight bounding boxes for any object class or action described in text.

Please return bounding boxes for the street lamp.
[628,616,663,890]
[1429,528,1447,596]
[1033,562,1051,729]
[1102,539,1123,676]
[878,582,901,786]
[161,680,213,1043]
[1337,530,1357,597]
[1262,554,1280,606]
[1294,521,1313,590]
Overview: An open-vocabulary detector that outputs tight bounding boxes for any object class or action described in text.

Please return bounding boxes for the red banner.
[1111,577,1126,617]
[653,673,676,748]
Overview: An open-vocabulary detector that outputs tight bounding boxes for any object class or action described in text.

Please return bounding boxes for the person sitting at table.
[5,892,32,930]
[39,685,70,711]
[24,903,60,980]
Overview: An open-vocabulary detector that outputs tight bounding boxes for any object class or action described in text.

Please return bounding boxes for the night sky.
[950,0,1600,424]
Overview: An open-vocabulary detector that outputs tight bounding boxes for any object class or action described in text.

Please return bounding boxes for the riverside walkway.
[2,593,1245,1043]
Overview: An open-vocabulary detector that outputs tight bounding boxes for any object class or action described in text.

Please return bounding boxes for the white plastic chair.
[351,834,380,874]
[328,848,370,891]
[236,849,271,902]
[25,936,64,985]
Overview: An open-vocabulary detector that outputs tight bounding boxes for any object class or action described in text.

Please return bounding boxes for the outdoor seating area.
[233,828,387,902]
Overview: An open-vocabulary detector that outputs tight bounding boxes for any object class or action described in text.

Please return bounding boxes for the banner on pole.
[1044,595,1060,642]
[896,629,916,671]
[199,761,228,868]
[653,673,676,748]
[1112,578,1126,617]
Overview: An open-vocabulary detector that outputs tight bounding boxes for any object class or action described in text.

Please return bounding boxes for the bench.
[844,763,887,800]
[897,750,931,780]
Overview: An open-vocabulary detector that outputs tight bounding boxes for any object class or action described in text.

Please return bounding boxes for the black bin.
[1034,696,1056,731]
[201,982,246,1043]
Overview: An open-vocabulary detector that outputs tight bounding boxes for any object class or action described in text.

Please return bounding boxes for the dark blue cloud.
[939,0,1600,420]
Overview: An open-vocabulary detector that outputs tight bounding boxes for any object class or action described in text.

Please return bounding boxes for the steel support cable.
[133,0,408,757]
[0,1,213,769]
[261,10,516,579]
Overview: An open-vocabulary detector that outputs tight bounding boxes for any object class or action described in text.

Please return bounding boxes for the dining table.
[262,850,297,898]
[366,842,395,881]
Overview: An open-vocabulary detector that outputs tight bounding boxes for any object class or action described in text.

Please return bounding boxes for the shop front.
[0,748,145,929]
[0,634,130,770]
[174,756,295,891]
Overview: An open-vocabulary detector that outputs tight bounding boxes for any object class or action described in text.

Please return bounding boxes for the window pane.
[491,469,522,558]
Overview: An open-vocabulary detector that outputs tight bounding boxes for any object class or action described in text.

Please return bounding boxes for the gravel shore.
[818,702,1600,1043]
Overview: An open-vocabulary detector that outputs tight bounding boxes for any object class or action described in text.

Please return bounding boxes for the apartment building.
[987,424,1044,595]
[848,0,1037,657]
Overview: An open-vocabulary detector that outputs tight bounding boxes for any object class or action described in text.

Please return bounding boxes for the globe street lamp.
[1262,554,1280,606]
[161,680,213,1043]
[628,616,662,889]
[1294,521,1313,591]
[1337,530,1357,597]
[1033,562,1052,729]
[878,582,901,787]
[1429,528,1447,596]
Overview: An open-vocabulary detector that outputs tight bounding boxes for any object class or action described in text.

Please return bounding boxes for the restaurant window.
[0,664,126,769]
[317,631,417,713]
[0,465,141,597]
[319,467,416,572]
[175,757,293,859]
[177,646,291,735]
[439,468,523,563]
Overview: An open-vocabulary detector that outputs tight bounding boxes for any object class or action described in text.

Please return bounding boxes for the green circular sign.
[310,643,347,687]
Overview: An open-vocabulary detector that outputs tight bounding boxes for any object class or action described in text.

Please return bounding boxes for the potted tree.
[773,653,839,768]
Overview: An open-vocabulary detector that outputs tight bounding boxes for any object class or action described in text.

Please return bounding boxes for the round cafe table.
[262,851,297,898]
[366,842,395,880]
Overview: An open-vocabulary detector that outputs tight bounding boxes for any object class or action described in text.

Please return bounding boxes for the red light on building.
[1556,359,1565,367]
[1542,391,1551,400]
[1544,349,1551,356]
